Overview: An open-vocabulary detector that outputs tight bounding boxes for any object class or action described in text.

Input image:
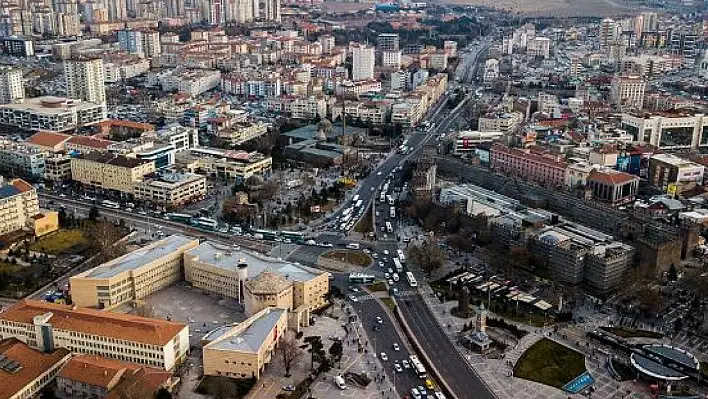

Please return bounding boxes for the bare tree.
[277,330,301,377]
[408,239,445,275]
[134,302,154,318]
[87,220,126,263]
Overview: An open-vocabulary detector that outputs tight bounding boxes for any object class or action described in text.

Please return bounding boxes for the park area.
[513,338,587,388]
[321,249,372,267]
[29,229,89,255]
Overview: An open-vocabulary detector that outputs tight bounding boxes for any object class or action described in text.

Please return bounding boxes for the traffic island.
[319,250,373,269]
[513,338,587,389]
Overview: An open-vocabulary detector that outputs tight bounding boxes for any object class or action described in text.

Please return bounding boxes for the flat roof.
[0,96,104,114]
[81,235,197,279]
[209,308,285,353]
[185,242,317,282]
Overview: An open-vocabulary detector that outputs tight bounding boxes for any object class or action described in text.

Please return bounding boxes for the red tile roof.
[0,338,70,399]
[0,300,186,346]
[26,132,72,149]
[588,170,638,186]
[68,135,114,150]
[10,179,34,193]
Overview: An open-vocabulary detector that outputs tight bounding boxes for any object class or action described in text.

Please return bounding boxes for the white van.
[334,375,347,390]
[346,243,361,250]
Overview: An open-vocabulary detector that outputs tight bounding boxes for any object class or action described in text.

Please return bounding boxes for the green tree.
[88,206,100,222]
[328,340,343,362]
[154,388,172,399]
[667,263,678,282]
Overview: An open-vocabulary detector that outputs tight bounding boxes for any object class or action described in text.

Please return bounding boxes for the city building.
[56,355,175,399]
[102,53,150,83]
[117,27,143,56]
[0,96,106,132]
[66,135,114,154]
[478,112,523,134]
[377,33,400,52]
[587,169,639,206]
[64,57,106,105]
[69,235,199,309]
[0,178,47,237]
[0,300,189,371]
[381,50,402,69]
[0,66,23,104]
[527,37,550,57]
[141,30,162,58]
[133,171,206,209]
[0,141,46,178]
[184,241,329,324]
[202,307,287,380]
[0,36,34,57]
[155,124,199,153]
[147,69,221,97]
[70,152,155,195]
[648,153,705,194]
[0,338,71,399]
[610,76,646,111]
[25,131,72,152]
[490,145,567,187]
[44,154,73,182]
[453,131,505,155]
[621,111,708,150]
[179,148,272,180]
[351,44,375,82]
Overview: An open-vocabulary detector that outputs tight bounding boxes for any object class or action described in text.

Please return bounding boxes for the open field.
[29,229,87,255]
[436,0,639,17]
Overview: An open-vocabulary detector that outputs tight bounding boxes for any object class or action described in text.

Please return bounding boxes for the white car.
[384,272,390,279]
[378,261,385,268]
[380,352,388,361]
[377,171,382,176]
[402,359,411,369]
[376,316,383,324]
[348,295,358,302]
[387,279,394,286]
[394,362,403,373]
[393,273,400,282]
[383,249,390,255]
[392,343,400,351]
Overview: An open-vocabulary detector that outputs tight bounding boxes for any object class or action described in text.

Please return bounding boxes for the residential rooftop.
[208,308,286,353]
[0,96,104,114]
[0,338,71,399]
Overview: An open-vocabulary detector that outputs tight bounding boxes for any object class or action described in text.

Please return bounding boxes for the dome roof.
[244,271,291,295]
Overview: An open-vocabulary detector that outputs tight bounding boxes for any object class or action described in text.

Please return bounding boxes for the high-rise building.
[610,75,646,111]
[117,27,143,55]
[670,31,699,68]
[208,0,224,24]
[107,0,127,21]
[377,33,399,52]
[141,29,162,58]
[600,18,617,47]
[0,66,24,104]
[318,35,335,55]
[64,56,106,104]
[165,0,185,17]
[352,43,375,82]
[381,50,401,69]
[259,0,280,22]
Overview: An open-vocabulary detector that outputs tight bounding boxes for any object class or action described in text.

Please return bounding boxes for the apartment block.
[0,141,46,178]
[587,169,639,206]
[0,178,39,236]
[155,124,199,153]
[133,171,206,208]
[0,96,106,132]
[69,235,199,309]
[64,56,106,105]
[490,144,567,187]
[648,153,705,194]
[70,152,155,194]
[180,148,272,180]
[0,66,23,104]
[610,76,646,111]
[478,112,523,134]
[0,300,189,371]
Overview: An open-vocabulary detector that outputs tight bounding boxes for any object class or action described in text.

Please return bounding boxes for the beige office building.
[0,300,189,371]
[202,307,287,380]
[70,235,199,309]
[71,152,155,194]
[133,171,206,208]
[0,178,40,236]
[184,242,329,325]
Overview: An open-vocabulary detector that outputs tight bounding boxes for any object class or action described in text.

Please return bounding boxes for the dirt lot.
[437,0,638,17]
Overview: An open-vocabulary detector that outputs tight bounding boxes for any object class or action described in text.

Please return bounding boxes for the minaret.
[476,303,487,333]
[237,258,248,303]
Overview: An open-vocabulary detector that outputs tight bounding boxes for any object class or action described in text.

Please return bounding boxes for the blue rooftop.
[0,185,20,200]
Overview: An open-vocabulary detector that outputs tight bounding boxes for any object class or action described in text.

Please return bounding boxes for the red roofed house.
[587,169,639,206]
[25,131,73,152]
[57,355,176,399]
[66,135,115,154]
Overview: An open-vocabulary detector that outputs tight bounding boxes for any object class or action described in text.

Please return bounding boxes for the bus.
[352,194,360,203]
[348,273,375,284]
[280,231,305,242]
[342,213,352,223]
[194,217,218,231]
[406,272,418,287]
[393,257,403,273]
[252,229,278,240]
[101,200,120,209]
[389,207,396,218]
[386,221,393,233]
[167,213,193,223]
[355,199,363,208]
[409,355,427,378]
[343,207,353,216]
[397,249,406,264]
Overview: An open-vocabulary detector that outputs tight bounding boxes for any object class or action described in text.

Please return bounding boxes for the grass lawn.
[367,281,388,292]
[600,327,662,339]
[322,250,372,267]
[196,375,255,399]
[701,362,708,379]
[354,205,374,234]
[29,229,87,255]
[514,338,587,388]
[0,261,21,274]
[381,297,397,312]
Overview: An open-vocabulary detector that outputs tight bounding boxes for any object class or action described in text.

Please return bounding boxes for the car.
[350,287,359,292]
[348,295,358,302]
[384,272,390,279]
[411,388,422,399]
[383,257,389,263]
[378,261,385,268]
[375,316,383,324]
[391,287,399,296]
[425,379,434,390]
[394,362,403,373]
[363,248,370,254]
[379,352,388,361]
[402,359,411,369]
[383,249,390,255]
[387,268,394,274]
[282,385,296,391]
[373,325,382,332]
[393,273,400,282]
[372,253,378,259]
[418,386,427,396]
[371,187,375,191]
[388,279,394,286]
[377,171,382,176]
[392,343,400,351]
